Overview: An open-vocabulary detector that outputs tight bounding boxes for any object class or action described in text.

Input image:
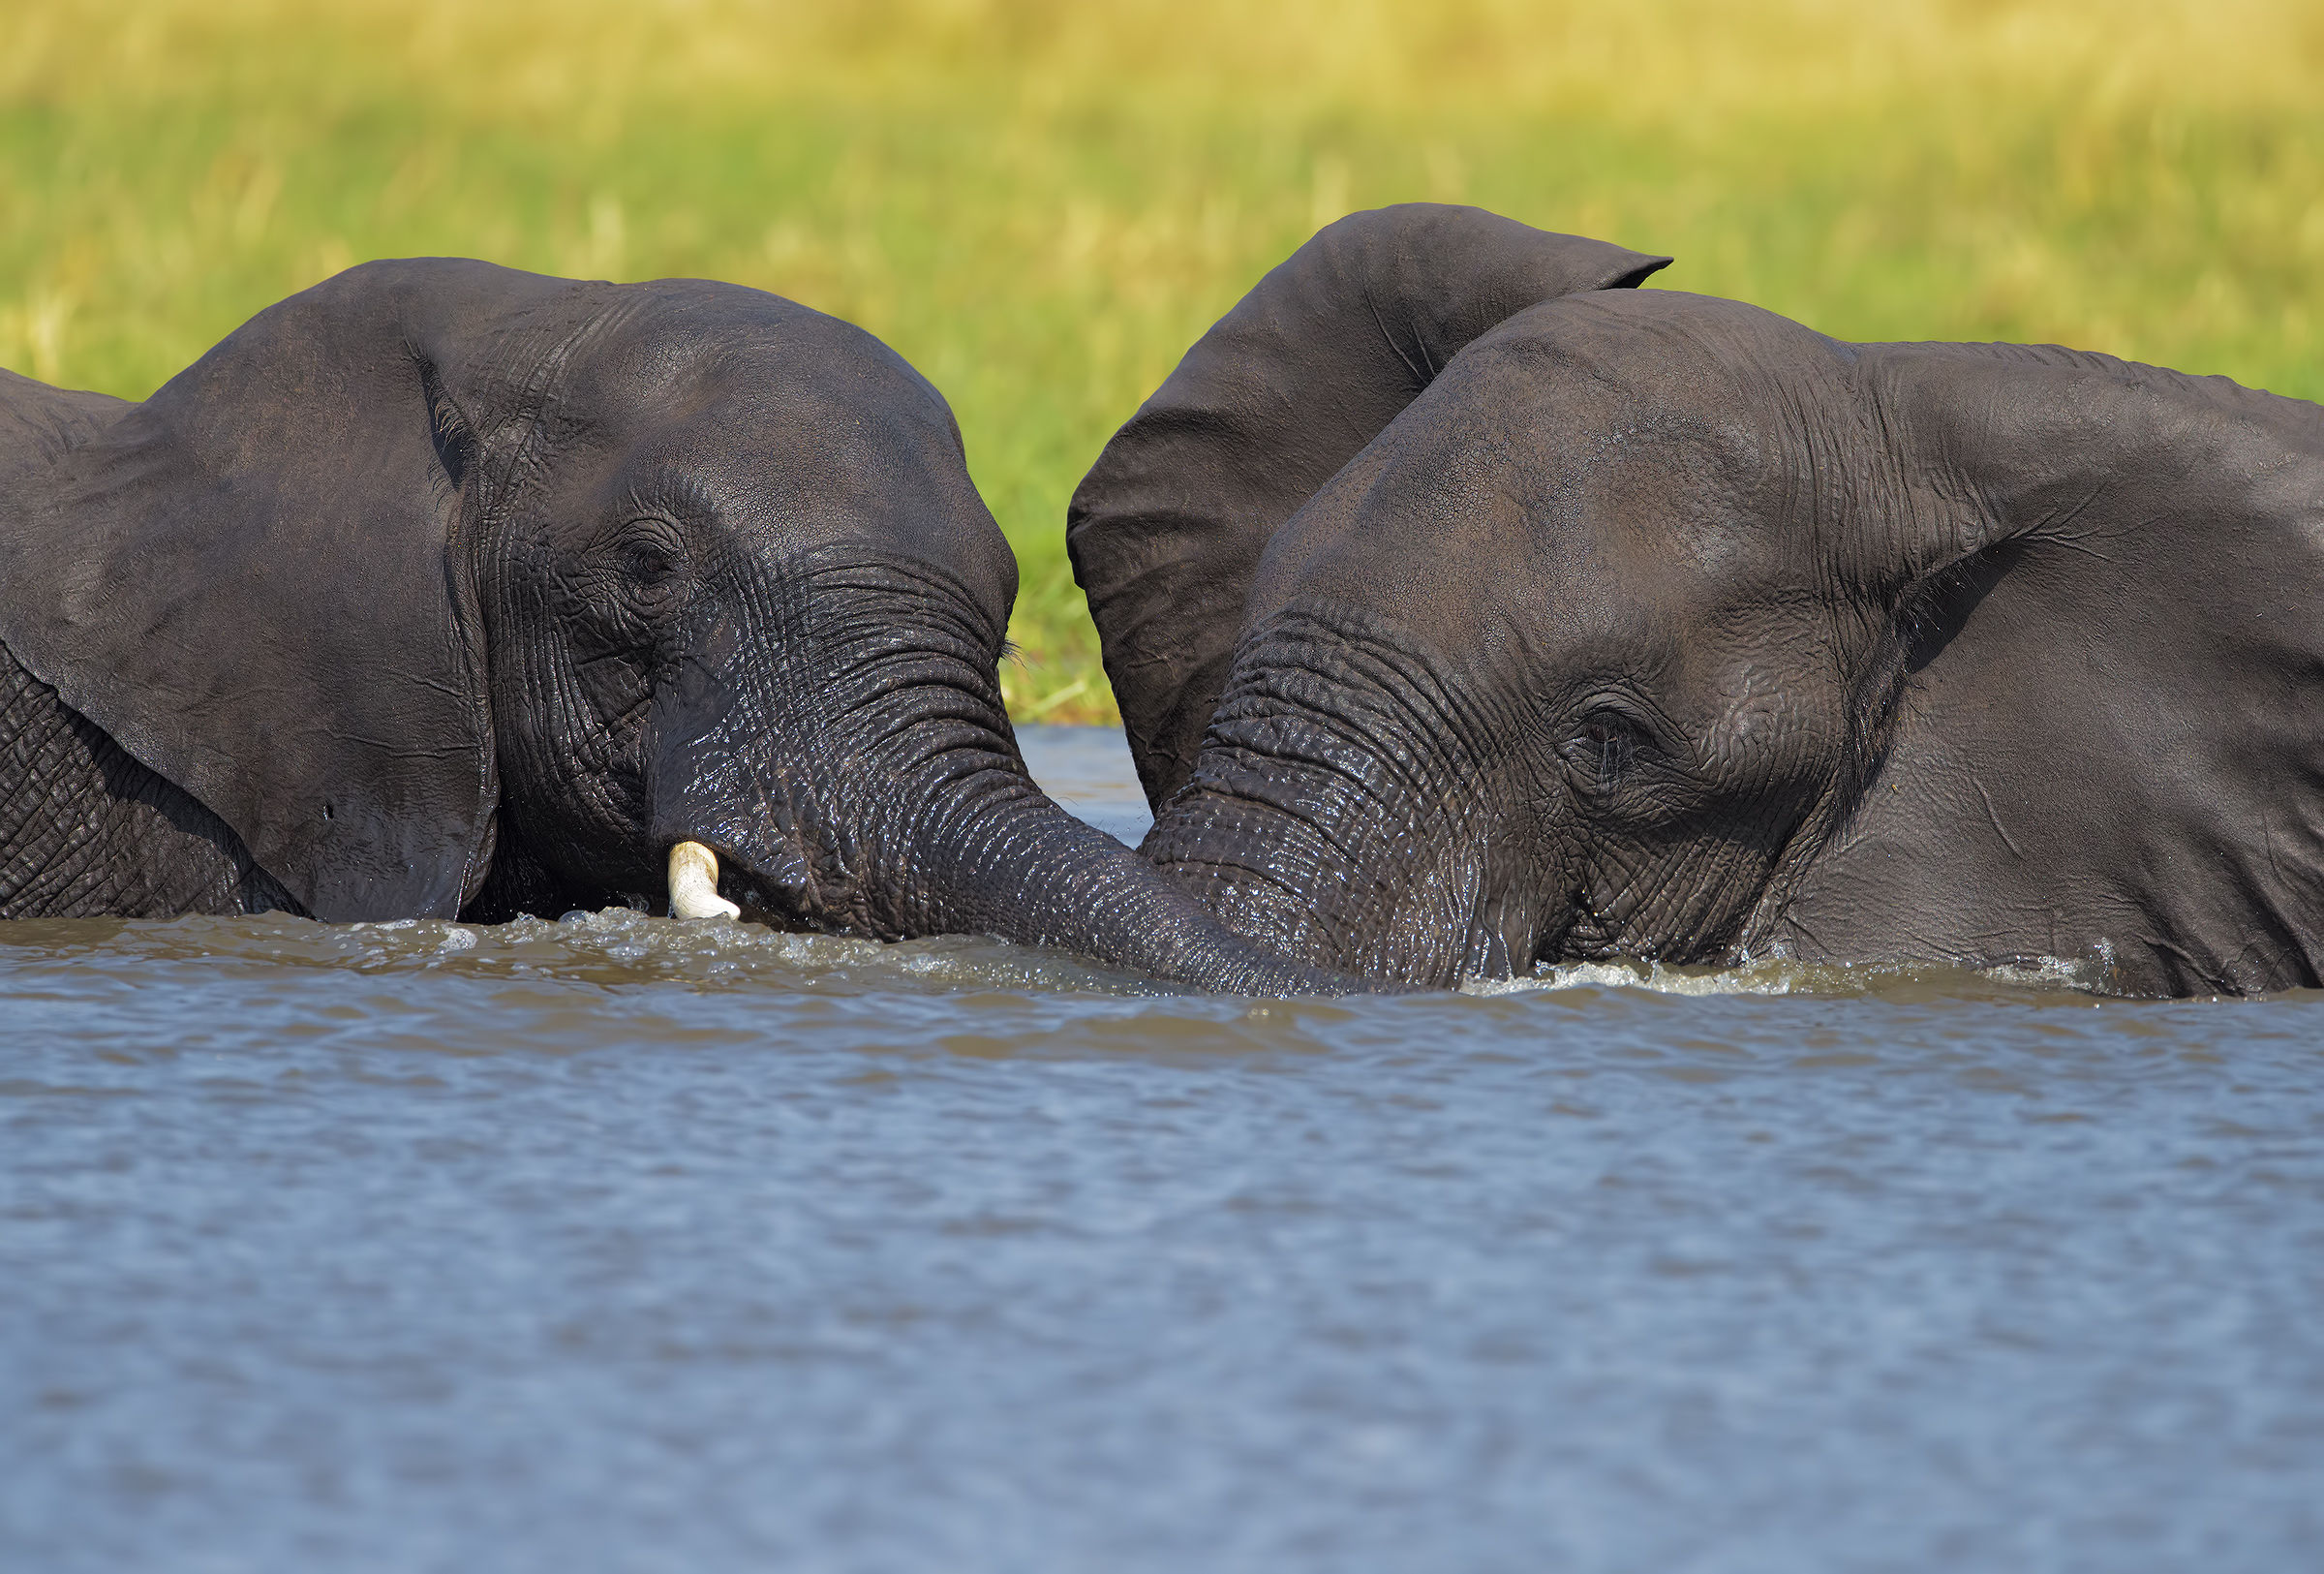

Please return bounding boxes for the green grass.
[7,0,2322,723]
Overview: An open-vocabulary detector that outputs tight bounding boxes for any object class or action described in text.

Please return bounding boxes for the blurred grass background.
[5,0,2321,723]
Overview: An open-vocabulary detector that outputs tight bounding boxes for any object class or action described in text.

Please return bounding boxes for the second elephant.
[1071,204,2324,996]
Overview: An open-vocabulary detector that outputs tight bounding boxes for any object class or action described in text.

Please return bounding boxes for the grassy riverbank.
[6,0,2319,722]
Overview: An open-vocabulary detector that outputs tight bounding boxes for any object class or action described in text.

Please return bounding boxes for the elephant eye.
[614,518,686,589]
[622,542,677,583]
[1565,706,1642,793]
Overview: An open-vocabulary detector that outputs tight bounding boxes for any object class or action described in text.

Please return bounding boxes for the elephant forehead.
[646,390,963,509]
[1478,286,1844,395]
[587,318,953,454]
[586,281,924,383]
[556,334,1013,608]
[1257,417,1767,638]
[655,425,1013,611]
[557,287,966,476]
[1249,507,1847,744]
[1245,293,1830,664]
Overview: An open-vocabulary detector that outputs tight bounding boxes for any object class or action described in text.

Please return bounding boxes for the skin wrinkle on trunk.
[1145,615,1540,986]
[1152,762,1513,987]
[644,555,1371,995]
[904,770,1362,994]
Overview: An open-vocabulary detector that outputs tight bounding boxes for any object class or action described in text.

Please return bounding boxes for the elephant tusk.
[667,840,741,920]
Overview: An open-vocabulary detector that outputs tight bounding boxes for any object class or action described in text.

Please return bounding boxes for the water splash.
[1462,950,2115,1001]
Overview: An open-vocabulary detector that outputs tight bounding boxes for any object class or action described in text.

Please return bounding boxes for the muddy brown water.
[4,726,2320,1571]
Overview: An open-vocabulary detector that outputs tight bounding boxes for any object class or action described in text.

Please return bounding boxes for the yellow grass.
[7,1,2321,722]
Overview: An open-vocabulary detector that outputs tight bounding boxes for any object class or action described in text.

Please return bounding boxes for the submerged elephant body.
[0,262,1348,994]
[1073,203,2324,996]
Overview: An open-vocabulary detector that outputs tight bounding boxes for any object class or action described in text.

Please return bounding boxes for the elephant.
[1068,203,2324,996]
[0,259,1352,994]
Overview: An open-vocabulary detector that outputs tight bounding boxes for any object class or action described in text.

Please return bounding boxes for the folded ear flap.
[1,259,577,920]
[1862,339,2324,606]
[1066,203,1672,811]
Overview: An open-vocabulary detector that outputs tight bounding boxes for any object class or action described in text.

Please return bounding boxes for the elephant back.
[1066,203,1670,812]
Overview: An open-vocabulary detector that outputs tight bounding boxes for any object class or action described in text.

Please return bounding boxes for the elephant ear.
[1865,340,2324,589]
[1067,202,1671,810]
[0,259,581,920]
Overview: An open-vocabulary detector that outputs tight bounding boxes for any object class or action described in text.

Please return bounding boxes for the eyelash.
[613,518,685,584]
[1563,703,1654,795]
[1581,720,1635,783]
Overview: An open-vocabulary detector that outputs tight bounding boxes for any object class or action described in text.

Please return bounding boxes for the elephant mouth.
[1543,889,1622,964]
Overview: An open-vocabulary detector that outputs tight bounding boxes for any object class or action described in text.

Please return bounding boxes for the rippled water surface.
[6,726,2322,1572]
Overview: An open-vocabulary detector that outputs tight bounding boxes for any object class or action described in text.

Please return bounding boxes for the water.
[4,726,2320,1573]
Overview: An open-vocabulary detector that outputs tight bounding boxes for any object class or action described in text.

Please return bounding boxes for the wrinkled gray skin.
[0,260,1352,994]
[1072,204,2324,996]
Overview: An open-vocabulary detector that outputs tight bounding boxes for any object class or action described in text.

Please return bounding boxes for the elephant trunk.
[646,656,1367,994]
[895,767,1374,994]
[1141,752,1546,991]
[1134,625,1561,991]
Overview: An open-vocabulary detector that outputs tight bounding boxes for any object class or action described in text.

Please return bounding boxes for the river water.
[4,726,2320,1572]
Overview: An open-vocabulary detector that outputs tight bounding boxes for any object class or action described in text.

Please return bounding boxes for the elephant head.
[1071,205,2324,995]
[0,260,1351,993]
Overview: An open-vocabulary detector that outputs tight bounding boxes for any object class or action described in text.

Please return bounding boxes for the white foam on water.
[1461,950,2113,999]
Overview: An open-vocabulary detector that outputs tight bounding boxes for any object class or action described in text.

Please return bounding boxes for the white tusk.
[667,841,741,920]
